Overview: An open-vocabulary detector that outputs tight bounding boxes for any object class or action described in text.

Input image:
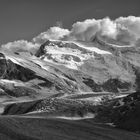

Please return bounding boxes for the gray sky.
[0,0,140,44]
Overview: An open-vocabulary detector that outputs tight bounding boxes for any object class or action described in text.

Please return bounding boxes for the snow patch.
[73,41,112,54]
[55,113,95,120]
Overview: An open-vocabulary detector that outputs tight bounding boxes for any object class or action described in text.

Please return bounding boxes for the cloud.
[116,16,140,39]
[1,40,39,54]
[69,16,140,45]
[2,16,140,53]
[33,26,70,43]
[69,19,100,41]
[100,18,118,39]
[68,17,119,41]
[33,16,140,45]
[70,17,137,42]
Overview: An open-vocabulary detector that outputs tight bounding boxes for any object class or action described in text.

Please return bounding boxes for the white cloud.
[66,17,119,41]
[2,16,140,53]
[69,19,100,41]
[68,16,140,44]
[33,26,70,43]
[33,16,140,44]
[116,16,140,39]
[100,17,118,39]
[1,40,39,54]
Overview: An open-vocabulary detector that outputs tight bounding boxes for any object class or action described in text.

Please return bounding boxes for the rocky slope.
[1,36,140,98]
[0,35,139,102]
[95,91,140,133]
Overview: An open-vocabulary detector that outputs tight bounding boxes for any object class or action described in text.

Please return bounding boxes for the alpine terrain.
[1,17,140,140]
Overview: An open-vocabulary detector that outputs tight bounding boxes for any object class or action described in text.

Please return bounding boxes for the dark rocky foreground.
[2,91,140,134]
[95,91,140,133]
[0,116,140,140]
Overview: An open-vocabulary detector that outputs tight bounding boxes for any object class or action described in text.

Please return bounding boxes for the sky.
[0,0,140,44]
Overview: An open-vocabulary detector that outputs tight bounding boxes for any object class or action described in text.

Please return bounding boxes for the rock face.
[34,38,138,93]
[94,91,140,133]
[5,60,36,82]
[0,53,7,78]
[112,92,140,132]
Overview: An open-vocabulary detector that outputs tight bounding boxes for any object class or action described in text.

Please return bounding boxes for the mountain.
[0,34,140,112]
[1,34,140,139]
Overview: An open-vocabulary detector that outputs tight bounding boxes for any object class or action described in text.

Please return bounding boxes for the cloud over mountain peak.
[33,16,140,45]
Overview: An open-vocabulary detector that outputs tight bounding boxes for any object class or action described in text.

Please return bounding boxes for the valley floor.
[0,115,140,140]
